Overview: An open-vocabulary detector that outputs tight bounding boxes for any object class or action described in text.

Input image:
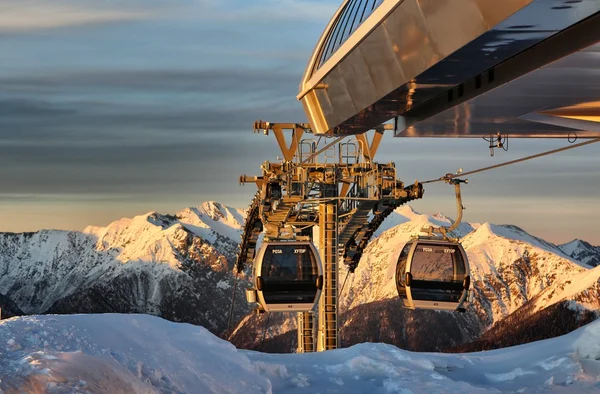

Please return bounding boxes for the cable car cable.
[421,137,600,184]
[225,272,239,340]
[259,313,271,351]
[228,192,262,340]
[339,270,351,296]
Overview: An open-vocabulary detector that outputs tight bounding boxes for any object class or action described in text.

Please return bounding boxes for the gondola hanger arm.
[420,175,467,240]
[417,137,600,240]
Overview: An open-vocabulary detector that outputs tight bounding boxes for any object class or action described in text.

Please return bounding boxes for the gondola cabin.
[248,242,323,312]
[395,239,470,311]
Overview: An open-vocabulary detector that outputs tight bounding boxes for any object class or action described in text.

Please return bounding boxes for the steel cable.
[421,138,600,184]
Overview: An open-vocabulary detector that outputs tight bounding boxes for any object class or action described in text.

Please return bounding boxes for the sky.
[0,0,598,245]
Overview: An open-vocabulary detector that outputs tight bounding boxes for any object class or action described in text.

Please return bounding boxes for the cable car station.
[232,0,600,353]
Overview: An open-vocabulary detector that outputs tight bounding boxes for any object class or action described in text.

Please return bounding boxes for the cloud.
[181,0,339,23]
[0,1,167,32]
[0,66,308,146]
[238,0,338,22]
[0,66,297,196]
[0,0,334,233]
[0,68,300,96]
[0,0,338,33]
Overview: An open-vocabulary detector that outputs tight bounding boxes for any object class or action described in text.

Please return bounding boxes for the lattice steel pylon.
[236,121,424,352]
[318,201,339,351]
[297,311,315,353]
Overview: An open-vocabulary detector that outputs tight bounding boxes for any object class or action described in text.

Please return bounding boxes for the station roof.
[298,0,600,138]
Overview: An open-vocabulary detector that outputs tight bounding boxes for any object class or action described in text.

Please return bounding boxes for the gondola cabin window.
[411,244,464,282]
[261,245,318,282]
[316,0,386,69]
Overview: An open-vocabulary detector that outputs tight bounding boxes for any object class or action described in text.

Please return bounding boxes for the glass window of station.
[316,0,385,69]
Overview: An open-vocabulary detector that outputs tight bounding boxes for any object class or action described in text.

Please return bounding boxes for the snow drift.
[2,313,600,393]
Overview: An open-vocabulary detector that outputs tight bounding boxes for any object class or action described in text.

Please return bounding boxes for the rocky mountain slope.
[0,292,23,319]
[231,206,600,352]
[0,202,250,333]
[450,300,597,352]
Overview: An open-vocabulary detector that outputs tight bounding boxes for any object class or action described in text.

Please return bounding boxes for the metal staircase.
[263,195,303,235]
[337,201,377,257]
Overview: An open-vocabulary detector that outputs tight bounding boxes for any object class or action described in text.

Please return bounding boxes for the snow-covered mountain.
[560,239,600,267]
[2,313,600,393]
[2,201,599,353]
[0,202,250,333]
[232,205,600,352]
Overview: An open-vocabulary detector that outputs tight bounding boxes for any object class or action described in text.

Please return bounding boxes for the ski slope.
[2,314,600,393]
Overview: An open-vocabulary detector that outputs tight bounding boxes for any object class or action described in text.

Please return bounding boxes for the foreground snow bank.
[0,314,269,393]
[2,314,600,393]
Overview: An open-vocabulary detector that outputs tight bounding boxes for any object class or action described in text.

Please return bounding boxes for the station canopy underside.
[298,0,600,138]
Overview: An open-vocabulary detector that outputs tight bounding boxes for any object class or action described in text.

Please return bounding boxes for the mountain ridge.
[2,202,598,353]
[0,202,250,332]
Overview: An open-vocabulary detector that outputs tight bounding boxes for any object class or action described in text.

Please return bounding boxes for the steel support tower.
[317,201,339,351]
[238,121,423,352]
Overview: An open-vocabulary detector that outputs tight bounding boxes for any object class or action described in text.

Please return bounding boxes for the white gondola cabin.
[248,241,323,312]
[395,239,470,311]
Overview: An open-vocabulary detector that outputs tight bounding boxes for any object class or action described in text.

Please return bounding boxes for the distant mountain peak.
[465,222,574,262]
[560,239,600,268]
[395,204,419,215]
[431,212,447,220]
[147,211,178,229]
[373,205,472,238]
[351,213,595,321]
[197,201,227,221]
[561,239,593,252]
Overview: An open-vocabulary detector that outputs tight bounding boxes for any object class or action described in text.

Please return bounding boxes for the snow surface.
[176,201,245,245]
[83,201,244,268]
[2,314,600,393]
